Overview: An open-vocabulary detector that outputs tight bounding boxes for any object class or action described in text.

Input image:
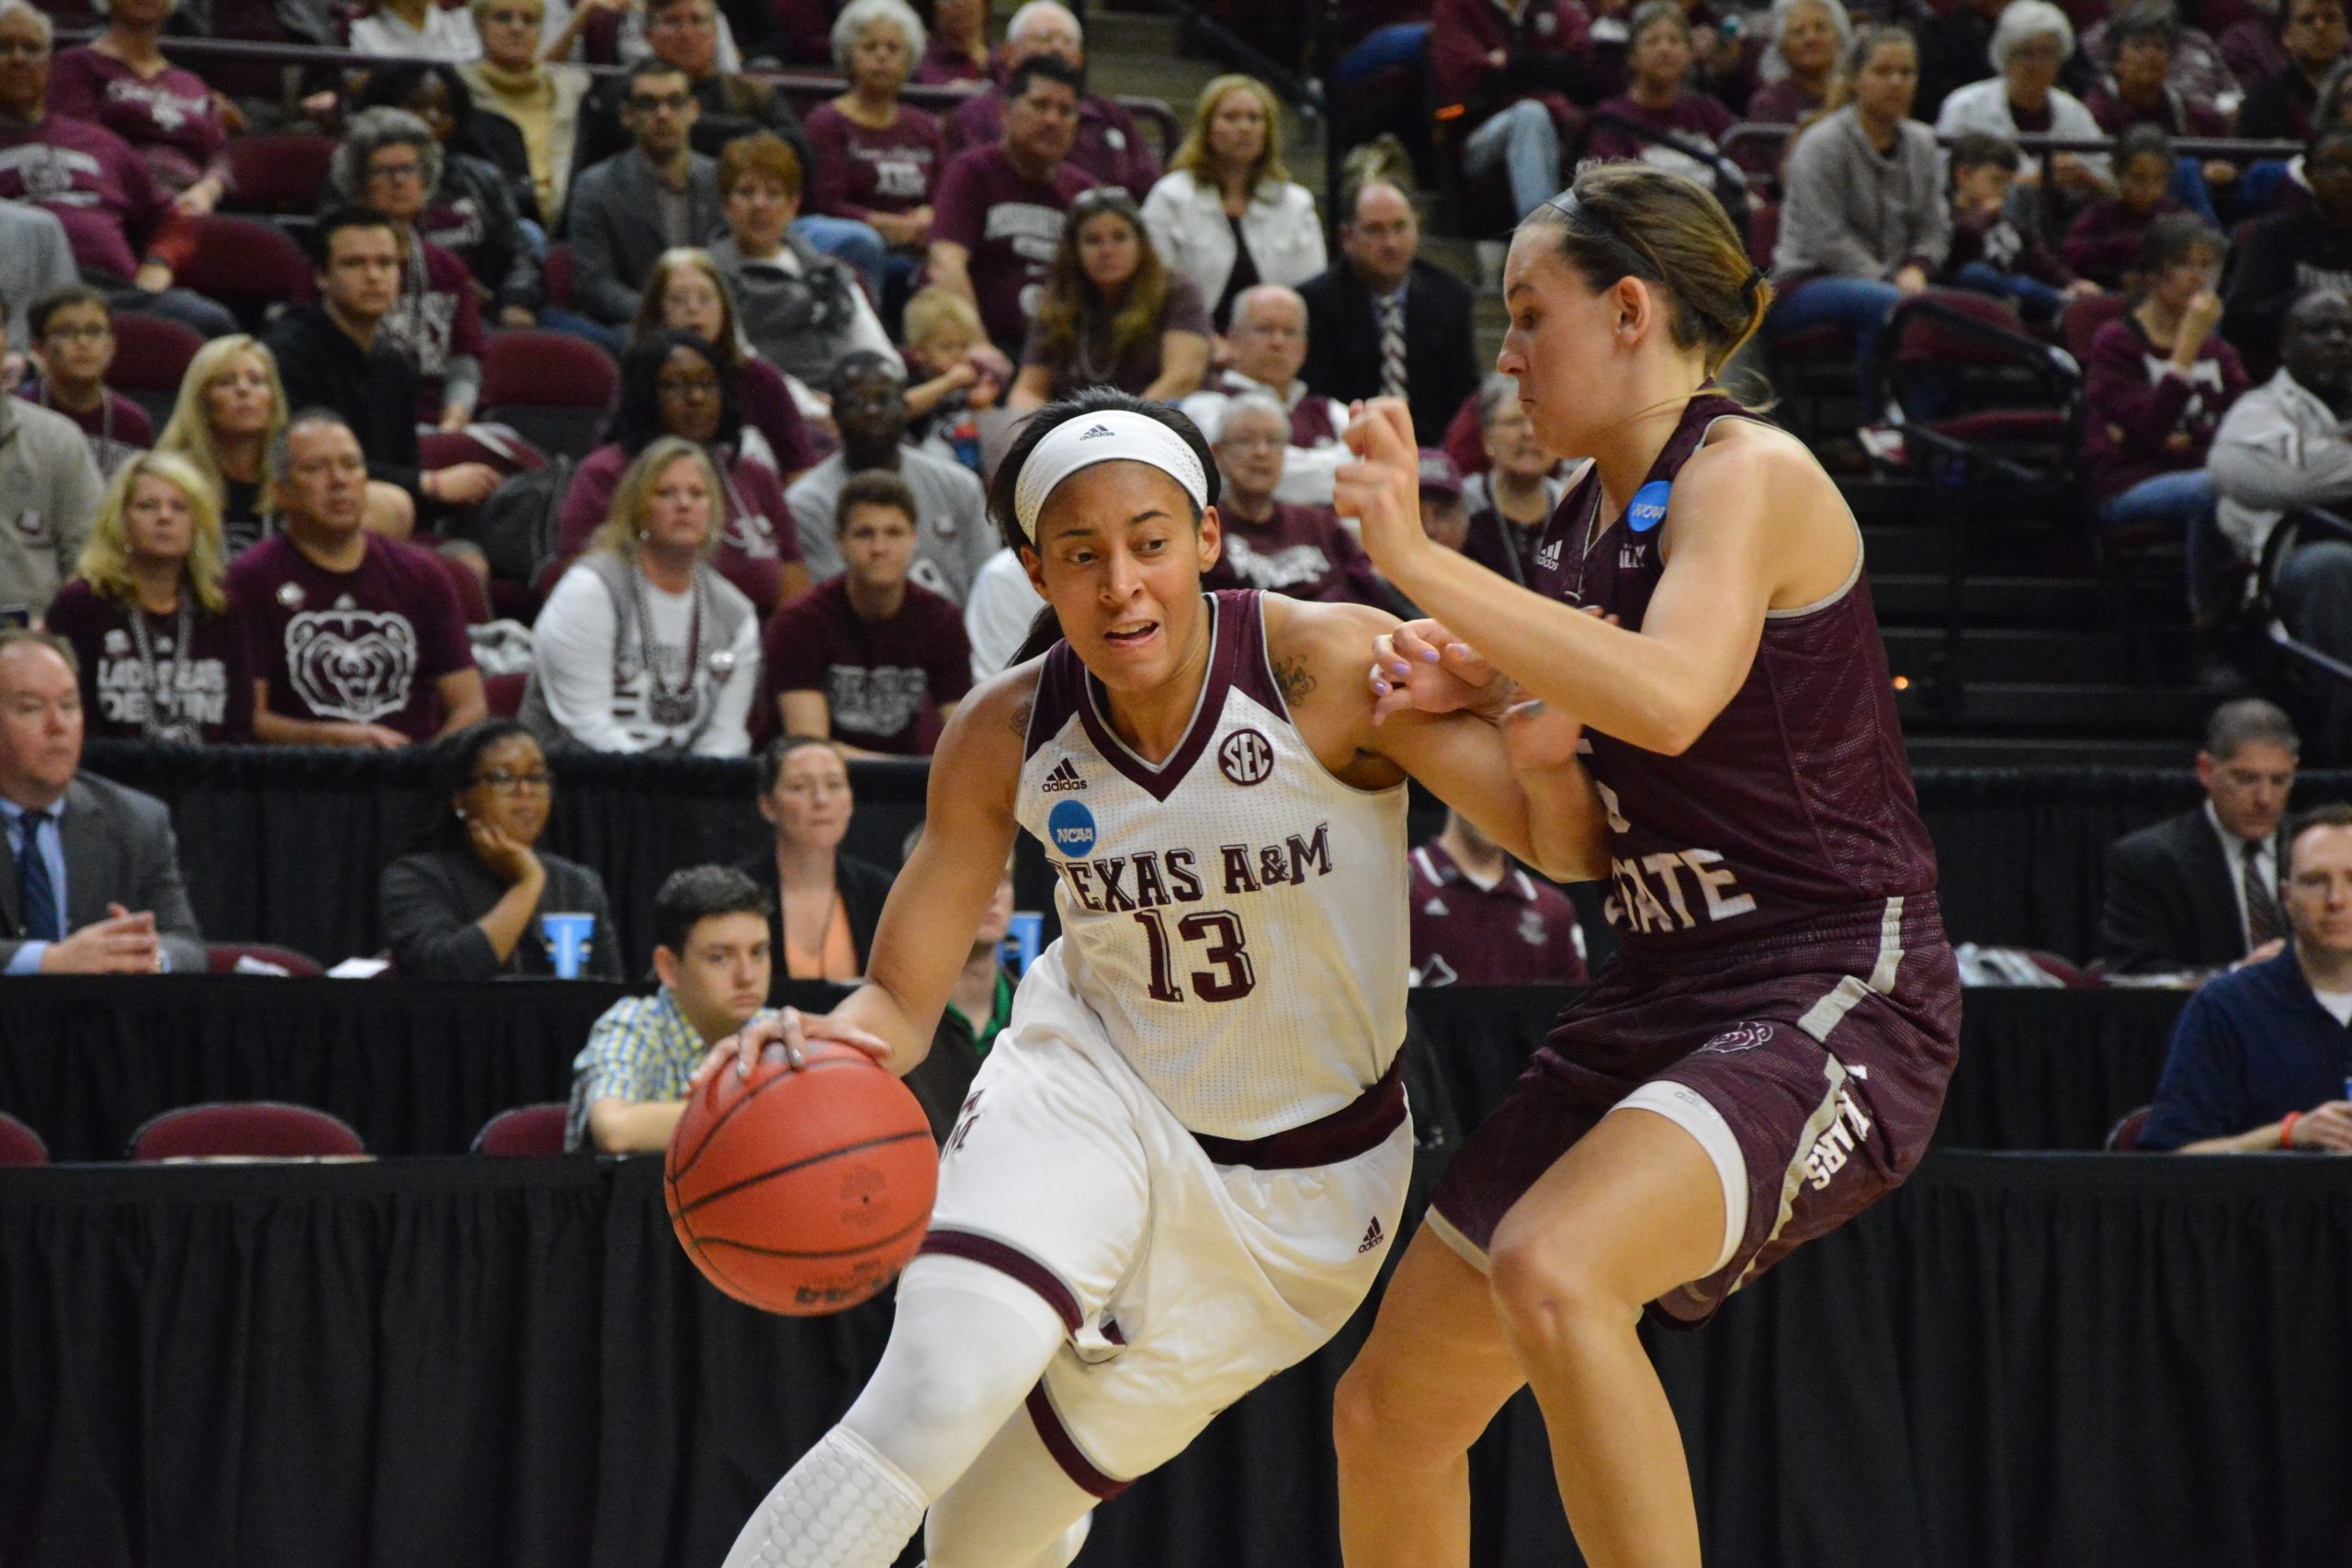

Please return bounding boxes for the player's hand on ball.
[692,1006,894,1089]
[1369,619,1500,725]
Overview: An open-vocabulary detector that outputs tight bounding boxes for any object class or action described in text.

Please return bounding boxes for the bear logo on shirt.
[286,607,420,723]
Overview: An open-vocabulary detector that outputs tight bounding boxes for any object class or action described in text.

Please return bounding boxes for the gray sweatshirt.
[2208,368,2352,563]
[0,395,102,624]
[1771,107,1951,284]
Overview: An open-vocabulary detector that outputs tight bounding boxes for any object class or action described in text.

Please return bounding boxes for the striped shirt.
[565,989,777,1150]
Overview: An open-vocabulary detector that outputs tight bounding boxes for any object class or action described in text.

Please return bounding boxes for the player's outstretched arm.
[694,670,1033,1087]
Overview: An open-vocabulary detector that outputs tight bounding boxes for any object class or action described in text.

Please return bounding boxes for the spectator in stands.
[264,209,498,525]
[2100,697,2298,973]
[565,863,774,1153]
[48,0,236,217]
[1299,180,1481,452]
[764,469,972,756]
[708,133,897,399]
[21,286,152,478]
[1935,1,2115,206]
[2223,126,2352,375]
[1178,283,1351,508]
[1768,26,1947,401]
[2086,4,2234,140]
[2082,0,2242,114]
[232,411,487,748]
[734,734,895,989]
[460,0,593,228]
[1462,373,1572,587]
[1201,392,1384,605]
[917,0,990,88]
[1010,188,1211,410]
[806,0,944,297]
[629,245,819,480]
[552,332,800,615]
[0,2,233,343]
[349,66,543,327]
[1585,4,1739,186]
[900,286,1009,469]
[945,1,1161,201]
[962,543,1046,682]
[0,306,101,626]
[1747,0,1852,135]
[0,627,204,975]
[2140,802,2352,1151]
[788,353,992,604]
[1941,132,2099,326]
[2085,215,2245,589]
[1408,807,1587,987]
[928,54,1091,357]
[0,205,75,373]
[1143,74,1327,329]
[526,435,763,755]
[45,451,249,744]
[1426,0,1583,224]
[2239,0,2349,141]
[565,59,724,331]
[350,0,482,61]
[2064,126,2190,288]
[1916,0,2009,121]
[2154,799,2352,1152]
[326,108,488,433]
[381,717,623,980]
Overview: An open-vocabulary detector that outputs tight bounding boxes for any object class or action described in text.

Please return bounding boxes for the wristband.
[2281,1111,2301,1149]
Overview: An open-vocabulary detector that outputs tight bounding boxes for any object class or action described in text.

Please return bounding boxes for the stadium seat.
[107,312,206,430]
[481,330,617,459]
[2105,1105,2153,1151]
[2060,291,2129,370]
[221,134,338,217]
[176,216,312,333]
[471,1103,570,1156]
[542,243,575,311]
[0,1111,49,1168]
[129,1102,366,1162]
[206,942,326,976]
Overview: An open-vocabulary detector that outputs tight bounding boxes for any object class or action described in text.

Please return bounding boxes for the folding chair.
[129,1102,366,1162]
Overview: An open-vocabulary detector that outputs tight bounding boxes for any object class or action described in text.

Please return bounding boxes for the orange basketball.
[664,1040,938,1316]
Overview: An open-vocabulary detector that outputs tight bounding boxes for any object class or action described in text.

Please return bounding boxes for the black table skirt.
[3,1152,2348,1568]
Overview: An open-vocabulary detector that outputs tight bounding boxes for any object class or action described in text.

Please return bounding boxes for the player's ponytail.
[1528,163,1772,378]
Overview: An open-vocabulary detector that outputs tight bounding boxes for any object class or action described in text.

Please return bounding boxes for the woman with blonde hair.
[1008,186,1212,411]
[44,450,252,743]
[522,434,763,756]
[153,334,413,553]
[1142,73,1326,327]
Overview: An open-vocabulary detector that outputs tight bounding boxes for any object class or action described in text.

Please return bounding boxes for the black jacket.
[2098,807,2282,975]
[1297,258,1483,455]
[380,844,624,979]
[733,849,896,1002]
[261,305,423,502]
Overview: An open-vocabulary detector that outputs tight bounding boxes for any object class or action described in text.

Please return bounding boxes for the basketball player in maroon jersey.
[1328,163,1961,1568]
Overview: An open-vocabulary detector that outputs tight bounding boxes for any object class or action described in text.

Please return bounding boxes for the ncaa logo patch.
[1047,798,1097,859]
[1218,728,1274,785]
[1700,1021,1774,1055]
[1627,479,1671,534]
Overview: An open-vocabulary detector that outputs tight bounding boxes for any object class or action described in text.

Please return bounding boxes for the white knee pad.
[720,1427,927,1568]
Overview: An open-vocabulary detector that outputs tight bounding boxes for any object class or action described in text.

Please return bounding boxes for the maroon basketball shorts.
[1426,895,1960,1326]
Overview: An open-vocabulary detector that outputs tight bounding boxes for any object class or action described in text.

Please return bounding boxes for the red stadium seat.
[481,330,617,459]
[176,216,312,333]
[2105,1105,2153,1152]
[206,942,326,976]
[129,1102,366,1162]
[2060,292,2129,371]
[0,1111,49,1168]
[542,243,575,310]
[107,312,206,429]
[483,670,530,716]
[471,1103,571,1156]
[221,134,338,217]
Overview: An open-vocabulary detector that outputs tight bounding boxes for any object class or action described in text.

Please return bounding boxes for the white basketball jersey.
[1013,592,1410,1141]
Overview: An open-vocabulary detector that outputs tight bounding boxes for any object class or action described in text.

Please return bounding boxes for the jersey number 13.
[1133,908,1256,1002]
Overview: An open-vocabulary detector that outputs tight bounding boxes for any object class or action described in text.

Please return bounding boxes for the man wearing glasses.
[1178,283,1353,507]
[567,58,725,328]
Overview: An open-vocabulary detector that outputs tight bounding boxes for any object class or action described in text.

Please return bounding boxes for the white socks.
[720,1428,927,1568]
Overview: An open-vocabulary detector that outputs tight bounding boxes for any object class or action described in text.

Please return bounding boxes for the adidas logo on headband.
[1080,424,1116,439]
[1012,410,1211,543]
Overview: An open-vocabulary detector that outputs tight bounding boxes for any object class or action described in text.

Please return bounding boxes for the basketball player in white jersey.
[691,388,1596,1568]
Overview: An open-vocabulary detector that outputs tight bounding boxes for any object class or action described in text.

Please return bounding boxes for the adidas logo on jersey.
[1041,757,1087,793]
[1536,539,1563,571]
[1357,1216,1385,1255]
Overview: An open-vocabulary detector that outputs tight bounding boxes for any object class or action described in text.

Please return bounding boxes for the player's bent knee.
[1486,1225,1635,1353]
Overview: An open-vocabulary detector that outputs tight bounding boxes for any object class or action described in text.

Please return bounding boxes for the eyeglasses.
[471,769,552,793]
[43,322,112,344]
[628,91,693,113]
[483,7,541,24]
[658,373,720,397]
[1220,433,1286,452]
[0,38,51,59]
[1070,187,1138,218]
[368,160,425,182]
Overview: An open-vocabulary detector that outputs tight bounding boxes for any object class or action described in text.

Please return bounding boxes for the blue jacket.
[2141,950,2352,1149]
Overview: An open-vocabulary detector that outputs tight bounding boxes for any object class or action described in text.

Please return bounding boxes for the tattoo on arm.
[1271,656,1317,705]
[1009,700,1033,740]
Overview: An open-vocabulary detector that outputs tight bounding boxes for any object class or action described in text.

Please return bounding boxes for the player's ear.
[1615,276,1659,344]
[1018,543,1046,598]
[1195,504,1223,573]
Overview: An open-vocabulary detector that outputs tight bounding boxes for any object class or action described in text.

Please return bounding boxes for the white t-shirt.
[965,547,1046,683]
[2313,987,2352,1027]
[349,6,481,61]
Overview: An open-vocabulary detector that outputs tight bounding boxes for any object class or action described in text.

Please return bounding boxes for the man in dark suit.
[2098,698,2301,975]
[1298,180,1483,450]
[0,629,204,975]
[564,59,726,329]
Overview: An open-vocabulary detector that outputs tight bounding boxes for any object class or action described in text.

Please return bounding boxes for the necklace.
[629,563,708,729]
[127,594,200,743]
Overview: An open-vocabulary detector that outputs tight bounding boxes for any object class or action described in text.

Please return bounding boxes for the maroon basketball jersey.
[1545,393,1938,953]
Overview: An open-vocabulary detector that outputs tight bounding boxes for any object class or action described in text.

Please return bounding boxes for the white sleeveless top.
[1013,591,1409,1140]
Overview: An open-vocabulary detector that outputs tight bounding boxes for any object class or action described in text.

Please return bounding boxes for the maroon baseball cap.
[1417,448,1464,502]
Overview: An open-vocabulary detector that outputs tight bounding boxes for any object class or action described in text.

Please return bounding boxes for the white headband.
[1011,410,1210,543]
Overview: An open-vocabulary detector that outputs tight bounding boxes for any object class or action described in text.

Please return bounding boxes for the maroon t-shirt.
[1021,275,1212,399]
[552,442,799,613]
[913,41,988,87]
[1408,840,1588,987]
[763,577,972,754]
[45,48,229,195]
[380,237,487,420]
[16,383,153,476]
[804,101,944,221]
[0,113,193,281]
[1585,93,1737,179]
[228,535,476,742]
[947,87,1160,201]
[45,578,254,743]
[1202,502,1386,605]
[931,144,1093,354]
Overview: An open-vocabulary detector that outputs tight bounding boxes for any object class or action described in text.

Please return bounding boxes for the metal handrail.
[1717,121,2308,166]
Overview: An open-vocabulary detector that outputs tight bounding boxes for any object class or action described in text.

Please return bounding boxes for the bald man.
[1179,284,1353,506]
[942,0,1161,199]
[1296,181,1481,446]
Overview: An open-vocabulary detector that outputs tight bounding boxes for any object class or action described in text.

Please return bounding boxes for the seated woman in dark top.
[1007,186,1213,411]
[732,735,897,994]
[380,719,624,979]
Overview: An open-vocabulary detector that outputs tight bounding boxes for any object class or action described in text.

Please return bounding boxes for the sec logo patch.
[1047,799,1097,859]
[1218,728,1274,785]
